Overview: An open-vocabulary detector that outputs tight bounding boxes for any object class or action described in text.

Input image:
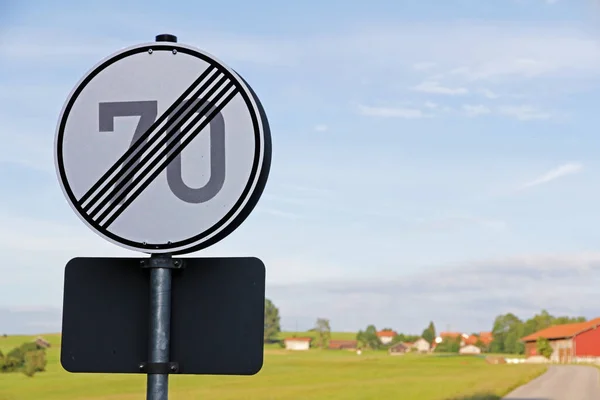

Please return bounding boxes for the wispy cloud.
[498,105,552,120]
[358,105,429,119]
[270,252,600,332]
[478,88,500,99]
[522,162,583,189]
[314,124,328,132]
[412,81,468,95]
[462,104,492,117]
[457,103,552,120]
[4,19,600,84]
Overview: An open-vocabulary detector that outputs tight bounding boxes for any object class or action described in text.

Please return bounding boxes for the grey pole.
[147,33,178,400]
[147,255,173,400]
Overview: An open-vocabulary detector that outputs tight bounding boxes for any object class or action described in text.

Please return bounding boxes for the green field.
[0,333,546,400]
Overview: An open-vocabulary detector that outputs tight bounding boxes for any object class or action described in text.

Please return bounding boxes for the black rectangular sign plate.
[60,257,265,375]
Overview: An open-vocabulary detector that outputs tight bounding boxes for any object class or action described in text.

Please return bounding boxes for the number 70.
[98,100,225,204]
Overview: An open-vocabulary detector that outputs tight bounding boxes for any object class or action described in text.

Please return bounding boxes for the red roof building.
[329,340,358,350]
[478,332,493,345]
[521,318,600,362]
[434,331,493,348]
[376,330,397,344]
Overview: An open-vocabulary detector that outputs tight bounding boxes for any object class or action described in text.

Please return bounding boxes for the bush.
[536,337,553,359]
[0,342,47,376]
[22,350,46,377]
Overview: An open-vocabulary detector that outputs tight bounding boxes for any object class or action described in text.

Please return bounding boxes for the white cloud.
[455,103,553,120]
[9,250,600,334]
[478,88,500,99]
[5,21,600,83]
[269,251,600,332]
[358,105,428,119]
[498,105,552,120]
[412,81,468,95]
[522,162,583,189]
[314,124,328,132]
[462,104,492,117]
[424,101,438,109]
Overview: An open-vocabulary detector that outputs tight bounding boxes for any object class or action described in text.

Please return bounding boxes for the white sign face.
[55,42,271,254]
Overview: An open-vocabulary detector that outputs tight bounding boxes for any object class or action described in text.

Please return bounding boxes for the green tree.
[536,337,553,359]
[434,336,461,353]
[490,313,523,354]
[391,333,421,345]
[475,338,489,353]
[391,333,406,345]
[421,321,436,344]
[489,310,587,355]
[314,318,331,349]
[356,330,366,348]
[264,299,281,343]
[356,325,381,350]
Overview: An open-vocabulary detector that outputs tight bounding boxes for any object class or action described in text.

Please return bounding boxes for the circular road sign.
[54,39,271,255]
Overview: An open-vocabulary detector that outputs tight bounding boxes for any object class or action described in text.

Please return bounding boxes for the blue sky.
[2,0,600,335]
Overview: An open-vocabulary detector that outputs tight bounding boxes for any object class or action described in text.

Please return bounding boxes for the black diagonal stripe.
[94,81,235,225]
[100,87,239,229]
[83,68,222,214]
[79,64,218,207]
[86,74,231,219]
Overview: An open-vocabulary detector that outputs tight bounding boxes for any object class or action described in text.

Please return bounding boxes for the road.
[503,365,600,400]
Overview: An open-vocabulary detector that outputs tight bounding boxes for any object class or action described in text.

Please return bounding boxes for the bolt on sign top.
[54,41,272,255]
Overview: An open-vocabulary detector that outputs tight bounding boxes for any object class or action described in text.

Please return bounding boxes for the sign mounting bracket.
[140,255,185,270]
[138,362,180,375]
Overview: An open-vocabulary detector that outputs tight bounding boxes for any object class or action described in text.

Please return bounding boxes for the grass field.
[0,333,546,400]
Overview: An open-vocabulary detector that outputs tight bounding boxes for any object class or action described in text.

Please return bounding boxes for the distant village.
[282,317,600,364]
[283,330,493,356]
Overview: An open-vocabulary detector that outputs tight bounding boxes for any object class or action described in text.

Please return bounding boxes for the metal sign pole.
[146,254,173,400]
[146,33,178,400]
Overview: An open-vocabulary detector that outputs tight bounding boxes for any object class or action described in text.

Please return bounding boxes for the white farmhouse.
[412,338,431,353]
[284,337,312,351]
[376,330,397,345]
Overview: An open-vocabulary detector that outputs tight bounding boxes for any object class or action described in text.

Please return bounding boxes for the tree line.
[264,298,587,355]
[489,309,585,354]
[0,341,48,377]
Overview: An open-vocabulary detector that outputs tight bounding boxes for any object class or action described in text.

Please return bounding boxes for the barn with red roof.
[521,317,600,363]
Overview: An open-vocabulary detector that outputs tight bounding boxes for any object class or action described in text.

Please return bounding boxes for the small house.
[389,342,410,355]
[283,337,312,351]
[329,340,357,350]
[412,338,431,353]
[35,336,51,349]
[376,330,397,345]
[459,344,481,355]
